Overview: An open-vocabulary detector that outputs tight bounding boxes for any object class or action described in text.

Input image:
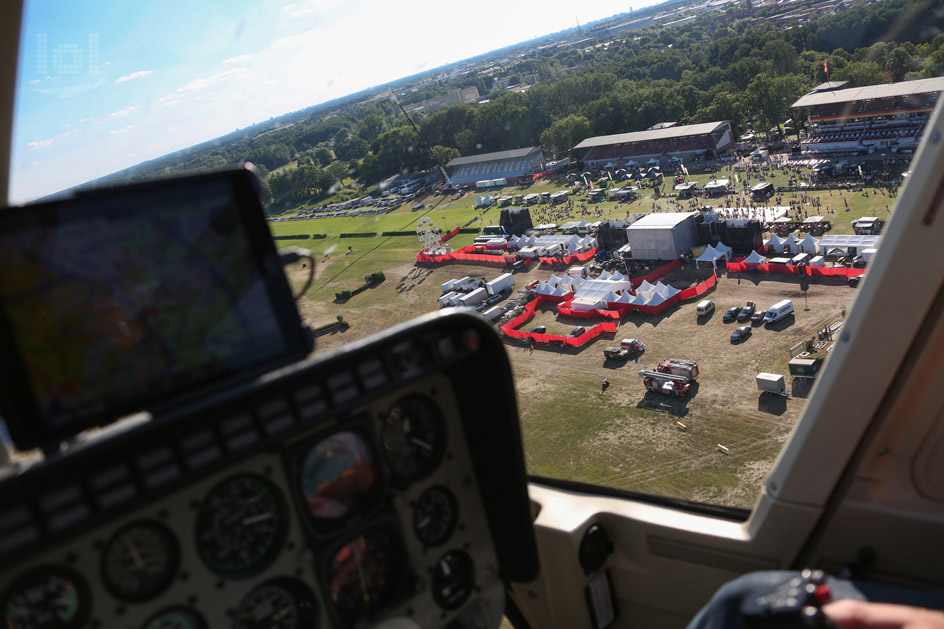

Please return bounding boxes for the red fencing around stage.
[806,266,865,278]
[556,305,622,319]
[539,248,599,266]
[631,259,681,287]
[679,273,717,299]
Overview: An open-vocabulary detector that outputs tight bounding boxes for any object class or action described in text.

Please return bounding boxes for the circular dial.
[382,395,446,481]
[432,550,476,611]
[101,520,180,602]
[3,565,90,629]
[298,431,378,528]
[413,485,458,548]
[195,474,287,578]
[231,578,319,629]
[142,606,207,629]
[327,530,404,625]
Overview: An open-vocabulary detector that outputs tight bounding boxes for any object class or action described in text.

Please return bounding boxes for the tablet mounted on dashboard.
[0,166,312,450]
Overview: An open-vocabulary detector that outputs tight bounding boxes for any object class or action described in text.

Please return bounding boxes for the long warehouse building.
[573,121,734,166]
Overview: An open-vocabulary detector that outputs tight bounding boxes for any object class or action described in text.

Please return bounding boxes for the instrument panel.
[0,312,538,628]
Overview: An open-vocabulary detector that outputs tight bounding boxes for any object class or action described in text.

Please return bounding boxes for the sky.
[10,0,662,203]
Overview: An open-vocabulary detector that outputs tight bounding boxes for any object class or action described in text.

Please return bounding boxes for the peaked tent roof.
[744,251,767,264]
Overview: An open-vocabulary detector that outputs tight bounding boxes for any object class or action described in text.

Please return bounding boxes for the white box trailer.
[439,291,460,307]
[460,287,488,307]
[809,255,826,267]
[486,273,515,296]
[545,243,563,257]
[518,247,539,258]
[482,306,504,322]
[441,279,458,294]
[757,372,787,396]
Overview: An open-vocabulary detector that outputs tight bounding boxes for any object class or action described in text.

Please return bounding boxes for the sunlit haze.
[11,0,655,202]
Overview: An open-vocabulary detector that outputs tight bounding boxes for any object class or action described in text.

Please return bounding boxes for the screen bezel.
[0,166,312,450]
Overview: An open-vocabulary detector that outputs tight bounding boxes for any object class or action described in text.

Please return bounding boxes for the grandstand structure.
[446,147,546,187]
[791,77,944,156]
[572,121,734,166]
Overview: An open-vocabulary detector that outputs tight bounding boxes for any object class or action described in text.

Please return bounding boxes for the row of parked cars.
[697,298,796,343]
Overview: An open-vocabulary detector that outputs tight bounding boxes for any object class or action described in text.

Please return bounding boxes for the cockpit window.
[9,0,941,509]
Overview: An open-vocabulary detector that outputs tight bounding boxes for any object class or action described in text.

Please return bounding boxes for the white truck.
[439,291,460,307]
[763,299,794,324]
[853,248,877,265]
[485,273,514,296]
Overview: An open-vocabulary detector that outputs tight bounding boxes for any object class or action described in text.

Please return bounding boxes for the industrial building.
[446,147,546,187]
[625,212,698,261]
[792,77,944,155]
[573,121,734,166]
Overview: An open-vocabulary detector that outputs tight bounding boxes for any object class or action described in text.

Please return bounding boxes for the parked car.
[737,301,756,323]
[529,326,546,334]
[723,307,740,323]
[731,325,752,342]
[751,310,768,325]
[568,326,586,337]
[484,293,504,306]
[848,275,863,288]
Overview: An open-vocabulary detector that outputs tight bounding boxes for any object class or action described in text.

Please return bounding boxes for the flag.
[734,172,740,183]
[858,165,863,178]
[588,178,595,191]
[681,163,689,177]
[824,59,828,74]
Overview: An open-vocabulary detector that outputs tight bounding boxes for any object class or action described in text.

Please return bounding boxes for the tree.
[746,73,808,131]
[430,145,460,169]
[540,115,591,158]
[334,135,369,161]
[357,112,386,143]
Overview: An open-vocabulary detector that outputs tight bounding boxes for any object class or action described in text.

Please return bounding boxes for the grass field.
[276,154,897,508]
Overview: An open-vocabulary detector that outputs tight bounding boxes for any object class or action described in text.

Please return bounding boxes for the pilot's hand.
[824,599,944,628]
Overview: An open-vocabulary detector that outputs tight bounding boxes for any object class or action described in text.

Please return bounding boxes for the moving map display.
[0,170,302,446]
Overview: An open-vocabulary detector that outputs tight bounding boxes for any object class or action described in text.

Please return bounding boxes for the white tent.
[714,242,733,260]
[797,233,820,254]
[744,250,767,264]
[654,282,680,298]
[628,293,649,305]
[615,292,633,304]
[547,274,561,287]
[764,233,784,253]
[551,286,570,297]
[597,270,612,281]
[781,233,800,253]
[609,270,627,282]
[603,291,620,303]
[696,245,720,262]
[534,282,554,294]
[636,279,656,292]
[576,219,589,228]
[645,292,667,307]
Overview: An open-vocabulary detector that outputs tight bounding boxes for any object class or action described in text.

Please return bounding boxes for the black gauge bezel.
[288,422,386,537]
[380,393,448,485]
[319,521,411,628]
[431,549,477,611]
[2,564,92,629]
[100,520,181,603]
[194,473,288,579]
[412,484,459,548]
[231,577,320,629]
[141,605,208,629]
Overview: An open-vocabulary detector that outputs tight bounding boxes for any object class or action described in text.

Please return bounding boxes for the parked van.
[696,300,715,316]
[763,299,794,323]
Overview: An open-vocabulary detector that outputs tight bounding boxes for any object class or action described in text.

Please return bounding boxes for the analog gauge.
[432,550,476,611]
[231,578,318,629]
[101,520,180,602]
[142,606,207,629]
[3,565,90,629]
[298,431,378,527]
[413,485,458,548]
[327,530,404,625]
[195,474,287,578]
[382,395,446,481]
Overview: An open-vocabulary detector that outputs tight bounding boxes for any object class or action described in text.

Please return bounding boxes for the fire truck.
[638,359,699,397]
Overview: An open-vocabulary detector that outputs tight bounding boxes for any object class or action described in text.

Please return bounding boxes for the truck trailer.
[756,373,788,396]
[485,273,515,296]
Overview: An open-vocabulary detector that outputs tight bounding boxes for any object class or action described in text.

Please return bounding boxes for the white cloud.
[106,106,137,120]
[27,139,54,150]
[282,0,346,18]
[108,125,139,136]
[223,54,254,65]
[80,117,94,123]
[115,70,153,84]
[155,97,180,110]
[176,68,251,94]
[29,79,40,84]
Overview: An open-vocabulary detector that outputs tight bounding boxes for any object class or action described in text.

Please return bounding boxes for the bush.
[335,289,353,300]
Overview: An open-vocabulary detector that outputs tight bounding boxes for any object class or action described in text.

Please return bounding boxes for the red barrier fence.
[556,305,622,319]
[631,258,681,287]
[539,247,599,266]
[441,226,461,242]
[679,273,717,299]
